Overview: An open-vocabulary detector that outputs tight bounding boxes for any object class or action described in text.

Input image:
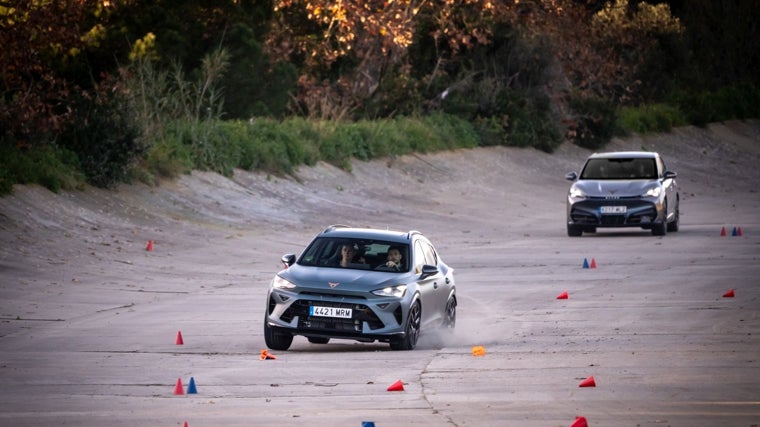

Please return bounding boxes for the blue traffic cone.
[582,258,589,269]
[362,422,376,427]
[732,227,738,236]
[186,377,197,394]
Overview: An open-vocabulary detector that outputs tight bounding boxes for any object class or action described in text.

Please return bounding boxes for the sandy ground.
[0,120,759,426]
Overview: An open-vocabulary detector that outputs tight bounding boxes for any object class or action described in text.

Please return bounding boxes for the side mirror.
[420,264,439,279]
[663,170,677,179]
[565,171,578,181]
[281,254,296,268]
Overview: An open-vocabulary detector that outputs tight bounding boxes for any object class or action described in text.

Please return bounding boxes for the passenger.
[377,246,404,271]
[339,243,365,267]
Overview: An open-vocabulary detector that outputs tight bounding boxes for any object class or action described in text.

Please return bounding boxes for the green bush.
[672,83,760,126]
[616,104,686,134]
[568,96,617,150]
[0,144,85,195]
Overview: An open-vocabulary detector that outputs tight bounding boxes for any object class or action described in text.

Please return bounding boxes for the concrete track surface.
[1,120,759,426]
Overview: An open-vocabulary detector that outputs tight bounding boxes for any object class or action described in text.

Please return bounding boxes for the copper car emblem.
[329,282,339,288]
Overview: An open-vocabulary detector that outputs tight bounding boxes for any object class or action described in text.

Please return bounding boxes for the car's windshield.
[298,237,410,272]
[580,158,656,180]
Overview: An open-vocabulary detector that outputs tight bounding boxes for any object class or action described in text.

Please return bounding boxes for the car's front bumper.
[265,289,409,342]
[567,198,663,228]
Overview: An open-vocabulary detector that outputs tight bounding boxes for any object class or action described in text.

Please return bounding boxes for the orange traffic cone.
[579,376,596,387]
[556,291,569,300]
[471,345,486,356]
[570,416,588,427]
[146,240,154,251]
[387,380,404,391]
[260,349,277,360]
[723,289,735,298]
[176,330,184,345]
[174,378,184,395]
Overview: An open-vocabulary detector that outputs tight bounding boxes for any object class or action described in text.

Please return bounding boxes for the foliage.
[567,95,618,150]
[616,104,686,135]
[0,144,85,195]
[671,83,760,127]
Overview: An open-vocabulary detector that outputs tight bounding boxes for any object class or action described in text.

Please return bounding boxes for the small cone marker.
[570,416,588,427]
[175,330,184,345]
[174,378,184,395]
[146,240,154,251]
[186,377,197,394]
[723,289,735,298]
[387,380,404,391]
[737,227,743,236]
[362,422,376,427]
[579,376,596,387]
[471,345,486,356]
[183,423,189,427]
[732,227,738,236]
[260,349,277,360]
[590,258,597,269]
[582,258,589,269]
[720,226,727,236]
[556,291,569,300]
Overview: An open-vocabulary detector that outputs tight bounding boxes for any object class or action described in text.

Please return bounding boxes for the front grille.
[281,300,385,331]
[600,215,625,226]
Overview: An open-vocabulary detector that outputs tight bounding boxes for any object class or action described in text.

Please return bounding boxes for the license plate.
[600,205,627,214]
[310,306,352,319]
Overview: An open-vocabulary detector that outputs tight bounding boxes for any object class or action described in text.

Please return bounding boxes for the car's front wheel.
[567,224,583,237]
[264,320,293,350]
[442,295,456,330]
[390,301,421,351]
[667,200,680,232]
[652,201,668,236]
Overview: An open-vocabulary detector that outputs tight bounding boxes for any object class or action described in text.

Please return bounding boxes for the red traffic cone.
[174,378,185,395]
[183,422,189,427]
[737,227,743,236]
[260,349,277,360]
[590,258,597,268]
[720,226,727,236]
[146,240,154,251]
[570,416,588,427]
[723,289,735,298]
[579,376,596,387]
[556,291,569,300]
[176,330,184,345]
[387,380,404,391]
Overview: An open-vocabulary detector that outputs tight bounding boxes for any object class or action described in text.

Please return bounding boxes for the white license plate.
[600,205,627,214]
[309,306,352,319]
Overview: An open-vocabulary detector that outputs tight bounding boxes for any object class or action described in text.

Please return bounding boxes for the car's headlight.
[371,285,407,298]
[272,276,297,289]
[569,186,585,198]
[643,187,661,197]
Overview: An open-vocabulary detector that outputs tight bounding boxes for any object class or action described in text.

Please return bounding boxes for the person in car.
[377,246,404,271]
[339,243,365,267]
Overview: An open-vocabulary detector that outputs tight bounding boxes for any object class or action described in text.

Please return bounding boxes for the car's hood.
[574,179,656,197]
[280,265,405,290]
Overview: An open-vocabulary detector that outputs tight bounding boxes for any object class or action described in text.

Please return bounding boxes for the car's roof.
[588,151,659,159]
[316,225,420,243]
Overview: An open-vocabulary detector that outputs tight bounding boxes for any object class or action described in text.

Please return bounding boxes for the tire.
[264,320,293,350]
[652,201,668,236]
[567,225,583,237]
[442,296,456,330]
[307,337,330,344]
[667,200,680,232]
[390,301,421,351]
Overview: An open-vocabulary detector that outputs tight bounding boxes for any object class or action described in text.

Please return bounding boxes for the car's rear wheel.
[307,337,330,344]
[567,224,583,237]
[264,320,293,350]
[390,301,421,351]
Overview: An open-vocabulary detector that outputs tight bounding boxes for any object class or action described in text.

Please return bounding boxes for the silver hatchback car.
[565,151,679,236]
[264,225,457,351]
